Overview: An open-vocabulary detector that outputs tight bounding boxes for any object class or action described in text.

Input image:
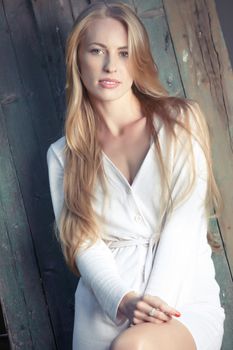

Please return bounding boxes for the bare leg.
[110,318,197,350]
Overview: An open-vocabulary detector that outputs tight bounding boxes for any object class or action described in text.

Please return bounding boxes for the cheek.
[125,62,134,80]
[79,60,97,86]
[123,67,133,84]
[80,55,100,74]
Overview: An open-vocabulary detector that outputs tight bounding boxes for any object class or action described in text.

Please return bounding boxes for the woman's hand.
[118,291,181,325]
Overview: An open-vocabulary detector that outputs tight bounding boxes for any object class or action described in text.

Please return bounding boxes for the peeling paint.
[166,73,173,87]
[182,50,189,63]
[196,70,202,86]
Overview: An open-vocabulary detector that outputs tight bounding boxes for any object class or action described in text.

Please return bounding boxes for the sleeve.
[46,143,134,325]
[144,127,220,307]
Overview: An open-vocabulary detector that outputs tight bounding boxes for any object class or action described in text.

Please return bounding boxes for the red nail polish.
[175,312,181,317]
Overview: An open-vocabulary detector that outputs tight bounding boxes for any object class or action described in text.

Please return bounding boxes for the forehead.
[82,17,128,47]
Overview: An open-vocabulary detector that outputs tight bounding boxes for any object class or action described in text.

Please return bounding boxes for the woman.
[47,2,225,349]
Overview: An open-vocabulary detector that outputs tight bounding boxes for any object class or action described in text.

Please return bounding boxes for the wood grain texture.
[0,104,56,349]
[0,0,79,348]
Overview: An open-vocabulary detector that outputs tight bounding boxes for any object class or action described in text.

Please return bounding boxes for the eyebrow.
[88,42,128,50]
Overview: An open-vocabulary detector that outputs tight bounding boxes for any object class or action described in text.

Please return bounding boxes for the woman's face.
[78,17,134,103]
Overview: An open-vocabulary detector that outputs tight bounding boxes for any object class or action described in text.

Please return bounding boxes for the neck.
[90,91,143,136]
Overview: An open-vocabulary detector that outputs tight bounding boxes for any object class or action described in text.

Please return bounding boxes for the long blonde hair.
[58,1,222,275]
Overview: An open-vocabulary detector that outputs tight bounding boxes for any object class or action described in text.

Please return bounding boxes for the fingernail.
[175,312,181,317]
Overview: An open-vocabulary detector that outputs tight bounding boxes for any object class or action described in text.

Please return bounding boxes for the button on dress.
[47,115,225,350]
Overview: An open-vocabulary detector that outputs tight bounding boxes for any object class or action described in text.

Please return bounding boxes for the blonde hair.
[57,1,222,275]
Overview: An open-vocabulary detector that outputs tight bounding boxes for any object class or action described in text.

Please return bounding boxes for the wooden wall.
[0,0,232,349]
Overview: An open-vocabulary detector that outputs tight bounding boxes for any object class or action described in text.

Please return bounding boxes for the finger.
[134,307,171,322]
[132,317,144,325]
[158,302,181,317]
[136,299,172,321]
[143,295,181,317]
[133,309,148,321]
[146,309,171,322]
[135,299,153,316]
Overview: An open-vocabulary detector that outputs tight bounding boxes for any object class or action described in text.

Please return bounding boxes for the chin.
[94,89,131,102]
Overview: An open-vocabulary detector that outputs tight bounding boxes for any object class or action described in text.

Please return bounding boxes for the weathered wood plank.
[130,0,184,96]
[0,104,56,349]
[0,0,78,348]
[0,302,10,350]
[29,0,74,125]
[163,0,233,348]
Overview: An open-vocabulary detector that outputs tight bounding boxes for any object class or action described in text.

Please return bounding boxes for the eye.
[119,51,128,58]
[90,48,104,55]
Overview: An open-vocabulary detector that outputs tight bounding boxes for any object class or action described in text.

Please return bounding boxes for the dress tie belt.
[106,234,160,283]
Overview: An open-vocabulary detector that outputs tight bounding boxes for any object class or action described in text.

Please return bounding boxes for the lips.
[98,79,121,88]
[99,78,120,83]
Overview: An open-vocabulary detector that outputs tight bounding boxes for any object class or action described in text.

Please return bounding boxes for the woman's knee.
[110,330,144,350]
[110,319,197,350]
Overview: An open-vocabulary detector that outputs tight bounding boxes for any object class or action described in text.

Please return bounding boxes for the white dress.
[47,116,225,350]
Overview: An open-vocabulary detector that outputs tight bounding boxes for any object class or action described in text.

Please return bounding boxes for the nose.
[103,53,117,73]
